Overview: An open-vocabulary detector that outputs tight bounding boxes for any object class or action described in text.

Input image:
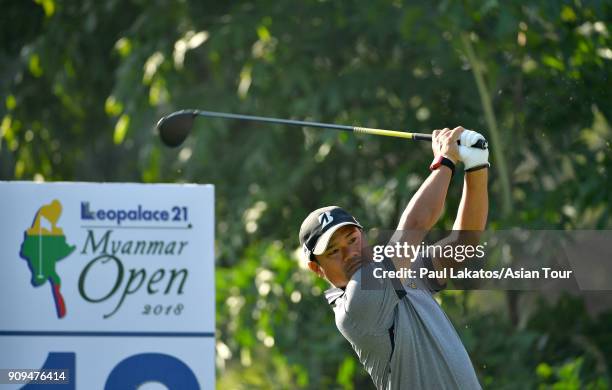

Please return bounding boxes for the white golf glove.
[458,130,490,171]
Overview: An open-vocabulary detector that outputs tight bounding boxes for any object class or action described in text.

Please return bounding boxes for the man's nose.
[341,247,350,262]
[341,247,358,262]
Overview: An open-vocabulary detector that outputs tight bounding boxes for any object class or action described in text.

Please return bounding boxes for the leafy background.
[2,0,611,388]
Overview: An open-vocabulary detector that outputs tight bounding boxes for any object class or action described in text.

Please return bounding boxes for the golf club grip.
[414,133,488,149]
[354,129,488,149]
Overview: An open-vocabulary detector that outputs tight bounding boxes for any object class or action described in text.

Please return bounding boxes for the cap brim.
[312,222,361,256]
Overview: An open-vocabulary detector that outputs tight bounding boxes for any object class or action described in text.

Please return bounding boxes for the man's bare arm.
[432,168,489,283]
[389,127,463,280]
[396,167,451,232]
[453,168,488,231]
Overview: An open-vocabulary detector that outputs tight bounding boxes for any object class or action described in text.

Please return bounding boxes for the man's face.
[309,225,363,288]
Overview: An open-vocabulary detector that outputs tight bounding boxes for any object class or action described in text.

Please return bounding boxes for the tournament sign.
[0,182,214,389]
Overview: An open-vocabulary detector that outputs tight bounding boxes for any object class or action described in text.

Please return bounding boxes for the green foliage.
[1,0,611,388]
[458,294,612,389]
[537,357,609,390]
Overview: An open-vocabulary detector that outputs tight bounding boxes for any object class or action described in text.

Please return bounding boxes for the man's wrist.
[465,163,490,172]
[444,154,458,164]
[430,156,456,177]
[464,165,488,184]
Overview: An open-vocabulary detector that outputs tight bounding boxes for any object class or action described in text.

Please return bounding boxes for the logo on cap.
[318,211,333,229]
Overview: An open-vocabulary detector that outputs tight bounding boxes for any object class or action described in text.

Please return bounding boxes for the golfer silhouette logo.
[19,199,76,318]
[318,211,333,228]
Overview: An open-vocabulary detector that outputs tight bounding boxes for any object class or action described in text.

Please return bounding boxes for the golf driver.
[156,109,488,149]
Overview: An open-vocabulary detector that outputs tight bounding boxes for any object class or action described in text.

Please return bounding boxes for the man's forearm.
[432,168,488,279]
[453,168,488,232]
[397,167,452,231]
[393,166,452,280]
[391,127,462,282]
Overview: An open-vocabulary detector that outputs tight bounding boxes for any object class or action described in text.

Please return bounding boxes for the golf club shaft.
[191,110,433,142]
[169,109,487,149]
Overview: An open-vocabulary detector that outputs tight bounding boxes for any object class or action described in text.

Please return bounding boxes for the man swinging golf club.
[299,127,488,389]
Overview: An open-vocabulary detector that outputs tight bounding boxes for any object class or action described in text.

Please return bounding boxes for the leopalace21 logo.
[18,199,191,320]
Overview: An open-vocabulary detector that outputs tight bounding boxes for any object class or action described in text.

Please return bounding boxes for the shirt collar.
[324,287,345,305]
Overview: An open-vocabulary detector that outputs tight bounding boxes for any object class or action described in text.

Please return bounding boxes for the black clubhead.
[157,110,197,147]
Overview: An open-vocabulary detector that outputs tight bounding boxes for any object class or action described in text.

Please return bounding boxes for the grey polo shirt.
[324,257,481,390]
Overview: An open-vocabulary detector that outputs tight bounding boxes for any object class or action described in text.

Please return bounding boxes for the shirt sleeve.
[341,263,402,333]
[409,254,447,293]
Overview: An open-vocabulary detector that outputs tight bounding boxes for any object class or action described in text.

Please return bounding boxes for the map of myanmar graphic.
[19,200,75,318]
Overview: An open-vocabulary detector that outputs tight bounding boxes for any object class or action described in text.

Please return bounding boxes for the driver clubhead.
[157,110,196,147]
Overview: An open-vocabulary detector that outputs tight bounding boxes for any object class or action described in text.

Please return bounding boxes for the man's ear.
[308,260,324,277]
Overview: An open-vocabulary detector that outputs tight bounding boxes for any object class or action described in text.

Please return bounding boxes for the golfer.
[299,127,488,389]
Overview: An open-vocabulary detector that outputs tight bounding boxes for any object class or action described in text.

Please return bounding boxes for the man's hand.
[458,130,490,171]
[431,127,463,163]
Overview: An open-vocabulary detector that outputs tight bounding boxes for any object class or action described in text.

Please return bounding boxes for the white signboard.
[0,182,215,389]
